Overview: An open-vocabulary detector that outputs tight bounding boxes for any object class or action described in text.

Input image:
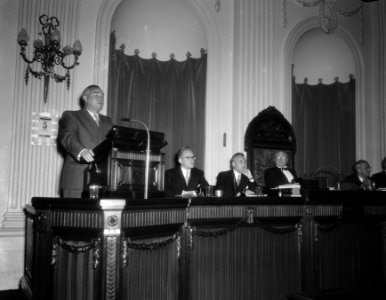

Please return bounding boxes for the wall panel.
[3,0,81,229]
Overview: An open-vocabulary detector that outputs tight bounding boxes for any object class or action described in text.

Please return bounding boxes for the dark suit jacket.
[371,171,386,188]
[341,173,376,190]
[341,174,363,190]
[164,167,208,197]
[59,109,113,192]
[215,170,257,197]
[264,166,297,189]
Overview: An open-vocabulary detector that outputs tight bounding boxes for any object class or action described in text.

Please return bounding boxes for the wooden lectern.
[85,125,167,199]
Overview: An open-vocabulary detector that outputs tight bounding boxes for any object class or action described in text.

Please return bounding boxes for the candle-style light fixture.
[17,15,82,103]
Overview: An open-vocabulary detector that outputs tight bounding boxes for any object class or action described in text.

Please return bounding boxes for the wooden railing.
[21,191,386,300]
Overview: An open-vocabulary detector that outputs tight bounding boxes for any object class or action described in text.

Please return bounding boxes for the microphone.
[120,117,151,200]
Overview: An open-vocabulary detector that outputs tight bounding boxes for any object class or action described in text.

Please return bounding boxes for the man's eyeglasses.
[183,156,196,160]
[90,93,104,99]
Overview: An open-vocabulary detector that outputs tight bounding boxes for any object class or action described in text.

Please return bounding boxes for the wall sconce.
[17,15,82,103]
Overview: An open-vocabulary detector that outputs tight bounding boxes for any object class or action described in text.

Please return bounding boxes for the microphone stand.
[121,118,150,199]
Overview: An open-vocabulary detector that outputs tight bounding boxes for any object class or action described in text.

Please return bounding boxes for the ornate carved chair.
[244,106,297,187]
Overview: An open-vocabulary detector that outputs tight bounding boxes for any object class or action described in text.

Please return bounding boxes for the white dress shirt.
[181,167,191,185]
[233,170,242,185]
[278,167,294,183]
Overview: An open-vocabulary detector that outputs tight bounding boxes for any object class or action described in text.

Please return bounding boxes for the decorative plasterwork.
[282,0,288,28]
[282,0,364,38]
[215,0,221,13]
[93,0,122,92]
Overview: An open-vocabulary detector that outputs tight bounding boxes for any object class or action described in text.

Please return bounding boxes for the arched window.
[292,29,356,184]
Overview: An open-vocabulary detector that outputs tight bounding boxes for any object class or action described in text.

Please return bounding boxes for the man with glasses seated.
[164,146,209,197]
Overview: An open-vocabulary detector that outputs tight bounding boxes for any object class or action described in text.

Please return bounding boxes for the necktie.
[237,174,241,186]
[94,114,99,126]
[185,170,190,185]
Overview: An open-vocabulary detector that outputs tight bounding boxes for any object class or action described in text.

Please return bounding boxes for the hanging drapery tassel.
[300,74,354,84]
[116,38,206,60]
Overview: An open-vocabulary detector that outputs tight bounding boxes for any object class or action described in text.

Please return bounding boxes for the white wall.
[292,28,356,84]
[0,0,18,226]
[0,0,23,290]
[112,0,207,60]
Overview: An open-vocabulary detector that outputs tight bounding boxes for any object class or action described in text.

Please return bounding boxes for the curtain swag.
[292,74,356,184]
[117,43,207,61]
[107,32,207,170]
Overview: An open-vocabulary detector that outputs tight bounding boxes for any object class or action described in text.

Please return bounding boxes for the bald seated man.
[215,152,257,197]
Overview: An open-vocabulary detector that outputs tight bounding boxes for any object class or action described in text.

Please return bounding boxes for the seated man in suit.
[215,153,257,197]
[264,151,297,192]
[371,157,386,189]
[164,146,209,197]
[341,160,374,190]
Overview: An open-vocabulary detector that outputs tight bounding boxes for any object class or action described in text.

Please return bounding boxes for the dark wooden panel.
[52,246,100,300]
[313,222,384,291]
[51,210,104,228]
[189,225,302,300]
[122,209,186,228]
[120,238,179,300]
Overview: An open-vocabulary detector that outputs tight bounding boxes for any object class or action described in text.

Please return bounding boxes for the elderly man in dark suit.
[164,146,209,197]
[59,84,113,198]
[264,151,297,190]
[215,152,257,197]
[371,157,386,189]
[342,160,374,190]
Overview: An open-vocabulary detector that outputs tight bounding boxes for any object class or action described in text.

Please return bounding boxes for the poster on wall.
[31,112,59,146]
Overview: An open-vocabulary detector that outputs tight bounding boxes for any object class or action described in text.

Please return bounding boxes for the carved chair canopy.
[244,106,297,186]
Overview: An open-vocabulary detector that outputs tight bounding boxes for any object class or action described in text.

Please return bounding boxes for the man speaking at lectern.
[59,85,113,198]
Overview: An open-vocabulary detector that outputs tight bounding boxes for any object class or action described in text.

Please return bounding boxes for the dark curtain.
[107,32,207,170]
[292,77,356,179]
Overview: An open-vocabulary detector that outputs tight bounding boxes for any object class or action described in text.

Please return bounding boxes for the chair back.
[244,106,297,187]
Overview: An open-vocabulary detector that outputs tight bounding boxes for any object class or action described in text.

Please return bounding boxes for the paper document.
[277,183,301,189]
